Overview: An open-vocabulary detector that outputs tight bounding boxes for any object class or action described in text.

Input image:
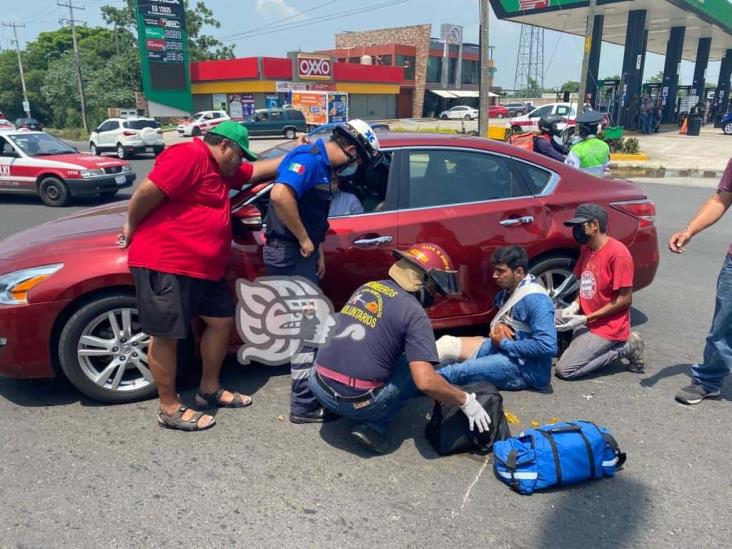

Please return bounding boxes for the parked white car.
[438,105,479,120]
[176,110,230,136]
[509,103,577,134]
[89,118,164,159]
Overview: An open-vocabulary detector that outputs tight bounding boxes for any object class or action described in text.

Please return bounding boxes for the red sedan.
[0,133,659,402]
[488,105,510,119]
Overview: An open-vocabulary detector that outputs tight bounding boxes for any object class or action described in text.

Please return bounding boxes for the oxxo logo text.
[298,56,332,80]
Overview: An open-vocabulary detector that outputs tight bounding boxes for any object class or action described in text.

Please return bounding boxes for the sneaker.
[350,424,389,454]
[625,332,645,373]
[675,384,721,405]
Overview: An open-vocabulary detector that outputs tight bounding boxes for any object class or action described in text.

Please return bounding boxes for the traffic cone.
[679,118,688,134]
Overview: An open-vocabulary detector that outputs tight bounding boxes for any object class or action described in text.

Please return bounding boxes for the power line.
[2,22,31,116]
[58,0,89,132]
[218,0,338,41]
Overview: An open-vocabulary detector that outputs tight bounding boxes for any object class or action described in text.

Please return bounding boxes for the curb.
[610,153,649,161]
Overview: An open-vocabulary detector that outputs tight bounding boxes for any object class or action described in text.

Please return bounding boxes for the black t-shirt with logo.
[315,279,438,390]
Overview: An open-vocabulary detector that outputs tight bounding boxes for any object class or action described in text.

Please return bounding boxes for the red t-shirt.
[574,237,634,341]
[128,139,254,280]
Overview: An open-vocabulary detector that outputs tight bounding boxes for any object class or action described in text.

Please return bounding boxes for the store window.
[461,60,479,85]
[427,56,442,83]
[377,54,392,66]
[396,55,416,80]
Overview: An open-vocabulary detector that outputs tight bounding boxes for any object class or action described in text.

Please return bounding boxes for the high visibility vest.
[570,138,610,172]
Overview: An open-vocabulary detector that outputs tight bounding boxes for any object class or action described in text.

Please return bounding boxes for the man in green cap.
[121,121,283,431]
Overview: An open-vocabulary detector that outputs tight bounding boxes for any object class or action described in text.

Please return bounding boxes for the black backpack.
[425,382,511,456]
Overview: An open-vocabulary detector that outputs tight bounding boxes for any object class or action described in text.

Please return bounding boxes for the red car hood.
[0,202,127,262]
[37,153,128,170]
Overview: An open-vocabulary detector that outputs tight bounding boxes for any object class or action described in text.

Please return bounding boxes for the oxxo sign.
[297,54,332,81]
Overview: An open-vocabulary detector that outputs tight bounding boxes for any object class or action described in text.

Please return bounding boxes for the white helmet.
[333,119,382,167]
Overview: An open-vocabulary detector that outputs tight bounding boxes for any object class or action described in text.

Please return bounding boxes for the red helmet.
[392,243,459,295]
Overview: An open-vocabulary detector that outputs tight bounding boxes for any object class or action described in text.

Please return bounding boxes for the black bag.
[425,382,511,456]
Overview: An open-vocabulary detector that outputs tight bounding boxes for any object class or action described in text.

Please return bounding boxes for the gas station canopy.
[489,0,732,62]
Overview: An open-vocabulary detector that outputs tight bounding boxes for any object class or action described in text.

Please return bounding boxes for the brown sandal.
[157,405,215,431]
[195,387,252,410]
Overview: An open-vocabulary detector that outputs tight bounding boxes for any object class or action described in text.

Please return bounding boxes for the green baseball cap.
[208,120,257,161]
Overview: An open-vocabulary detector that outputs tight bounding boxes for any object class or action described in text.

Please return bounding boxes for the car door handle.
[500,216,534,226]
[353,235,393,247]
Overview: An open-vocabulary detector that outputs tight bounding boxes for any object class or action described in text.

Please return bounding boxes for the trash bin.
[687,116,702,136]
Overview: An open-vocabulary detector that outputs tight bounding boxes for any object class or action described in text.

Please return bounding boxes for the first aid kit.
[493,420,626,495]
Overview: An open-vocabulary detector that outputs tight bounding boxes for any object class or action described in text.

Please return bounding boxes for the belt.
[313,370,381,403]
[265,237,298,249]
[315,364,384,390]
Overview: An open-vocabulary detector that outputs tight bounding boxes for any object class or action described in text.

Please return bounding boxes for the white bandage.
[436,335,462,364]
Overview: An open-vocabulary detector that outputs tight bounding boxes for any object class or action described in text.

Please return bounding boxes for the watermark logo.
[235,276,365,366]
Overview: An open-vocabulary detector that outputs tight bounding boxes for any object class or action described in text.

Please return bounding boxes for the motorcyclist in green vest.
[565,110,609,177]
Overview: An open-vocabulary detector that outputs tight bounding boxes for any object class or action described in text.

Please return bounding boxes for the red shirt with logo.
[128,139,254,280]
[574,237,634,341]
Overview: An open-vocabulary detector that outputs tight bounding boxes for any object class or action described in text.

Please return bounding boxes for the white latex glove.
[556,314,587,333]
[558,301,580,319]
[460,392,492,433]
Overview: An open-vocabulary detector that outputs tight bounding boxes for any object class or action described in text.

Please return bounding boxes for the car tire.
[284,127,297,140]
[154,147,164,157]
[441,114,448,120]
[89,142,99,155]
[38,176,70,207]
[464,114,472,120]
[58,293,157,403]
[116,143,127,160]
[724,122,732,135]
[192,126,202,136]
[496,113,505,119]
[529,255,578,308]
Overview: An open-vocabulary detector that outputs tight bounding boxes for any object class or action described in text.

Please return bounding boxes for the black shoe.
[350,424,389,454]
[289,407,340,424]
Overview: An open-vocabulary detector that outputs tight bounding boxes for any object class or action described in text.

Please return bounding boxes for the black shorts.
[131,267,235,339]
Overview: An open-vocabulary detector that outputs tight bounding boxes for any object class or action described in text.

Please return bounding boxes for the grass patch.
[45,127,89,141]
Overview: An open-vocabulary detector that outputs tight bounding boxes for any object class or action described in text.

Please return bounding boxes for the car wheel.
[724,122,732,135]
[154,148,164,157]
[192,126,202,136]
[89,142,99,155]
[529,255,578,308]
[284,127,297,139]
[441,114,448,120]
[58,293,157,403]
[116,143,127,160]
[496,113,505,119]
[464,114,472,120]
[38,176,70,207]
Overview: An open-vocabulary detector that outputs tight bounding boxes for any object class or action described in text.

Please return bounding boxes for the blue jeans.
[691,255,732,391]
[438,339,530,391]
[308,356,416,434]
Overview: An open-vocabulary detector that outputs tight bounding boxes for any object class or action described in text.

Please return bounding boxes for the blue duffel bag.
[493,420,626,495]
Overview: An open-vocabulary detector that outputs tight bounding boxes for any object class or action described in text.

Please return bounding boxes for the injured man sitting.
[436,246,557,391]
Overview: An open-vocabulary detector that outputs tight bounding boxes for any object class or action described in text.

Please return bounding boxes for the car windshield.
[124,119,160,130]
[9,133,76,156]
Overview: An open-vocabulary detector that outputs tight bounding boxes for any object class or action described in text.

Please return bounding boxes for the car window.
[124,119,160,130]
[556,105,571,116]
[517,162,553,194]
[531,106,552,118]
[269,111,283,121]
[331,152,394,216]
[404,149,530,209]
[287,110,305,121]
[9,133,76,156]
[99,121,117,132]
[0,137,16,156]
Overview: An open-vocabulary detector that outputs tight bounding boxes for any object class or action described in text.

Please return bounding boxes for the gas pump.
[597,79,620,125]
[676,85,697,126]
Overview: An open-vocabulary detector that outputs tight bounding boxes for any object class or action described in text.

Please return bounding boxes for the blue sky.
[1,0,721,89]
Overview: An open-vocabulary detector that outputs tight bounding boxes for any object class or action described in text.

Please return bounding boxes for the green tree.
[521,77,543,98]
[648,70,664,84]
[101,0,235,60]
[560,81,580,93]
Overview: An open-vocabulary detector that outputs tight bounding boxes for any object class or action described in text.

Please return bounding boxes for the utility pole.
[478,0,491,138]
[58,0,88,132]
[577,0,598,111]
[2,22,30,117]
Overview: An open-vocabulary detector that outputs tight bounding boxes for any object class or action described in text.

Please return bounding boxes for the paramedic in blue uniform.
[263,119,383,424]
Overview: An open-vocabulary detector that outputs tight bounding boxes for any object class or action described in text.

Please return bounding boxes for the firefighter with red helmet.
[309,242,492,454]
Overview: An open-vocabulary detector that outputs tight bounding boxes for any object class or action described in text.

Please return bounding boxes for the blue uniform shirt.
[265,139,332,245]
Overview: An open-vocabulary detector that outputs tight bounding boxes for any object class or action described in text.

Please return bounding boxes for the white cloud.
[256,0,300,19]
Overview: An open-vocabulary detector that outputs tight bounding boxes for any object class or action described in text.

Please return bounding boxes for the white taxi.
[176,110,230,136]
[0,131,135,207]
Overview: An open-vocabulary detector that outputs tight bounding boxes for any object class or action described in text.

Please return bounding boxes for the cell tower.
[513,25,545,94]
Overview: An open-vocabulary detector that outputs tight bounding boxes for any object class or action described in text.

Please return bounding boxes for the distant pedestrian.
[670,157,732,405]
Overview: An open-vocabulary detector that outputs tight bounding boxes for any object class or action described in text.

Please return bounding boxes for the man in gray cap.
[565,110,610,176]
[554,203,645,379]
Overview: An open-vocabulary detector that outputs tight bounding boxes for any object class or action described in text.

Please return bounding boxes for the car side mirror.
[233,204,263,232]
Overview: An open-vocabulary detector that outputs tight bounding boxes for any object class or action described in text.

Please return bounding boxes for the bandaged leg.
[436,335,462,365]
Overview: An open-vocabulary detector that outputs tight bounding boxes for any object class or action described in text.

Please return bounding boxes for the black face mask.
[573,224,591,245]
[414,287,435,309]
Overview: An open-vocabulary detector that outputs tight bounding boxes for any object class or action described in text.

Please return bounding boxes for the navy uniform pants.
[263,240,321,414]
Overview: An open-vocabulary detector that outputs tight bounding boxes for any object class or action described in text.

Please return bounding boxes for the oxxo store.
[189,53,404,121]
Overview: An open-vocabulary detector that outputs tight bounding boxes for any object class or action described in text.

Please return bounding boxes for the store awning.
[428,89,497,98]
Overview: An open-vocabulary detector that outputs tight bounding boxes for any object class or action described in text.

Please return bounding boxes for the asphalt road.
[1,159,731,547]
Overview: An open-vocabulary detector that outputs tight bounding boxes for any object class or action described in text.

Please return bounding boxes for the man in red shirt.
[555,203,645,379]
[121,121,282,431]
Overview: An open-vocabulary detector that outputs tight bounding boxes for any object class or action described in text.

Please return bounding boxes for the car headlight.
[80,168,105,178]
[0,264,63,305]
[121,165,131,173]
